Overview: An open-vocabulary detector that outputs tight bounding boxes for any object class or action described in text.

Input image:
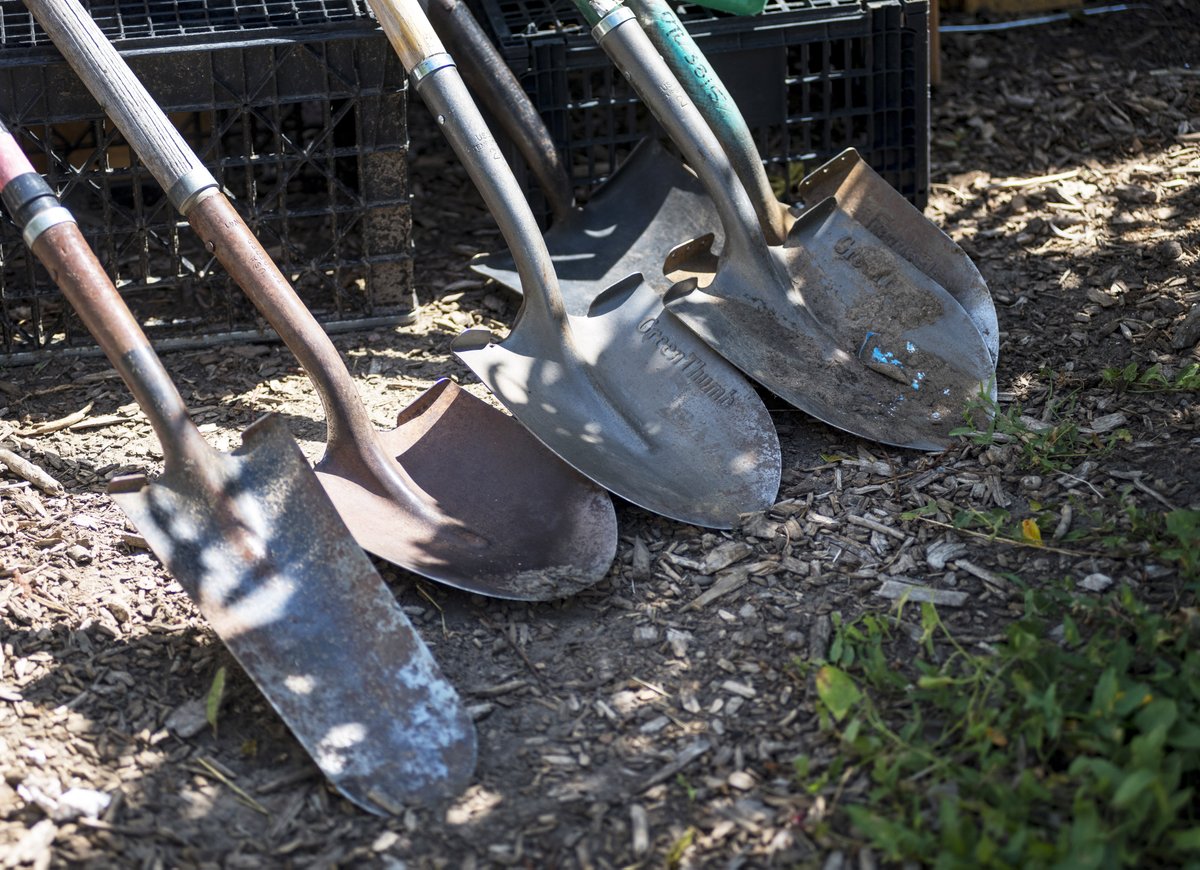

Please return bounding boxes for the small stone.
[1171,303,1200,350]
[721,680,756,699]
[666,629,691,658]
[66,545,92,565]
[1079,573,1114,593]
[1157,239,1183,261]
[1114,184,1156,204]
[372,831,400,852]
[52,788,111,821]
[165,698,208,739]
[727,771,756,790]
[630,803,650,855]
[632,626,659,647]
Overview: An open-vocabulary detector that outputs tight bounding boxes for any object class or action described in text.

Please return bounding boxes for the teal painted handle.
[626,0,786,244]
[673,0,764,14]
[570,0,614,28]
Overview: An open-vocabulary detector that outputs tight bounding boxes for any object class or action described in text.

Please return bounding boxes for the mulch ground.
[1,1,1197,867]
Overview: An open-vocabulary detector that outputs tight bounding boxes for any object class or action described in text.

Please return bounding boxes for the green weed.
[797,590,1200,868]
[1101,362,1200,393]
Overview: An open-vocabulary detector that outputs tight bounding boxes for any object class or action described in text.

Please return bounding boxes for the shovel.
[0,119,474,813]
[25,0,618,601]
[566,0,993,452]
[367,0,782,530]
[623,0,999,364]
[460,1,998,368]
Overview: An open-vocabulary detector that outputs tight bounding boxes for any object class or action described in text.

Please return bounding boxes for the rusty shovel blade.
[110,416,476,813]
[316,378,619,600]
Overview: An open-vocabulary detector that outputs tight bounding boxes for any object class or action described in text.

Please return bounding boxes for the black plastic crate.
[469,0,929,226]
[0,0,412,362]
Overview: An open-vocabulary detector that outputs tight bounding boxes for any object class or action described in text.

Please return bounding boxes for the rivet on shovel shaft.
[0,120,475,814]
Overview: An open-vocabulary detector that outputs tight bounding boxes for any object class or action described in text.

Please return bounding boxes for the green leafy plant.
[1101,362,1200,393]
[206,666,227,737]
[1114,504,1200,583]
[952,391,1086,473]
[799,590,1200,867]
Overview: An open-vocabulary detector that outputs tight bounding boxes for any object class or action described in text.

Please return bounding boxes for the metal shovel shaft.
[423,0,575,224]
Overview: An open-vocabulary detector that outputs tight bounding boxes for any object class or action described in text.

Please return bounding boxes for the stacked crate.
[0,0,413,361]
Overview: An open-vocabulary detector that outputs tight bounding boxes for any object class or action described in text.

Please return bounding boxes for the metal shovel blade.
[471,138,713,315]
[109,415,476,813]
[453,275,781,529]
[663,198,995,451]
[316,379,618,600]
[795,150,1000,363]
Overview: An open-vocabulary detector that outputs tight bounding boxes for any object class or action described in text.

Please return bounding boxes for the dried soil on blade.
[2,4,1199,866]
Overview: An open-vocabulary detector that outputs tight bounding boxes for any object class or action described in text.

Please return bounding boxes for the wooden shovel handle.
[23,0,211,203]
[369,0,446,70]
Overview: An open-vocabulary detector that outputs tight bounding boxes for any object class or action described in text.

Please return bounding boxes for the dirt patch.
[2,2,1198,867]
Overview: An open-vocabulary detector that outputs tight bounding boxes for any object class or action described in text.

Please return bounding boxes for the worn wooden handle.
[23,0,206,193]
[368,0,447,70]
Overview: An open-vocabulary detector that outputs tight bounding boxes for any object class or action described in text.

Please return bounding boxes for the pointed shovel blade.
[453,276,781,529]
[664,199,995,451]
[109,415,476,813]
[795,149,999,364]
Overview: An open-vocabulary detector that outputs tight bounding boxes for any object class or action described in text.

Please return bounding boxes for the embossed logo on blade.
[638,317,740,408]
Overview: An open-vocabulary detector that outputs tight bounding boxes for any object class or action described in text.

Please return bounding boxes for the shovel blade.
[664,199,995,451]
[795,149,999,364]
[109,415,475,813]
[454,277,781,529]
[472,139,714,313]
[317,379,617,601]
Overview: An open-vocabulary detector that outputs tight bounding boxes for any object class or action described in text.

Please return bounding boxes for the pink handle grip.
[0,131,35,188]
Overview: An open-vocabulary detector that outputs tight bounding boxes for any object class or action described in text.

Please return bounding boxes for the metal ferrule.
[411,53,456,89]
[22,206,74,248]
[592,7,635,42]
[168,166,219,216]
